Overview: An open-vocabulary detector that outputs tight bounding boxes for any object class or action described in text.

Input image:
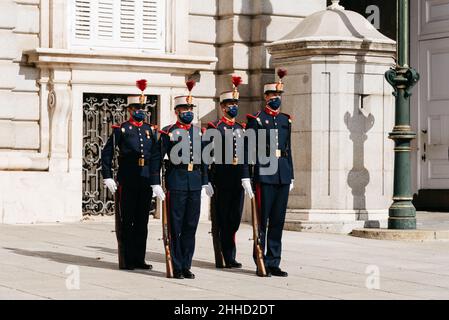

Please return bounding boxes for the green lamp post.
[385,0,420,229]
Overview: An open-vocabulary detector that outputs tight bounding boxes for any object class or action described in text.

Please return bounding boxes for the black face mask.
[268,97,281,110]
[132,109,146,122]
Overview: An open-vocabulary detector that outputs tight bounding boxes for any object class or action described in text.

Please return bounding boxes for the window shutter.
[97,0,114,39]
[74,0,92,40]
[120,0,136,42]
[142,0,160,43]
[71,0,165,51]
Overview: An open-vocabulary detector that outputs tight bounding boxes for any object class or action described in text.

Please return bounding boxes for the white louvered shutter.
[97,0,114,40]
[74,0,92,40]
[141,0,164,49]
[71,0,165,51]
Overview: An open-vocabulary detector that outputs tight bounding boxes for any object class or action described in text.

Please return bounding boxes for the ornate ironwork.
[82,93,158,216]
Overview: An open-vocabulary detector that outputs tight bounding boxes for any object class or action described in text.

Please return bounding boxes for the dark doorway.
[82,93,158,216]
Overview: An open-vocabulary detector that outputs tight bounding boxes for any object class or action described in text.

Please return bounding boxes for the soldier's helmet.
[174,80,197,109]
[220,75,242,104]
[264,68,287,94]
[128,79,148,108]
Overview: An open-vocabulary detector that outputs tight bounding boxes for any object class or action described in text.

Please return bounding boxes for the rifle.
[110,126,126,269]
[210,188,226,268]
[161,158,174,278]
[251,196,267,277]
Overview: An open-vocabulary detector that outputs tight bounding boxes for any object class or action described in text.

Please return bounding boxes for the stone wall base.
[0,171,81,224]
[285,209,388,234]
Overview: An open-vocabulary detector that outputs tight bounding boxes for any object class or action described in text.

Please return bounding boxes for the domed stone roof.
[277,0,395,45]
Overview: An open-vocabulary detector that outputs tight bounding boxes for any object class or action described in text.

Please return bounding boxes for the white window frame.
[69,0,166,52]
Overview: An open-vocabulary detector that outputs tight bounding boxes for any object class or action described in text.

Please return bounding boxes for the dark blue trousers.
[254,183,290,268]
[214,185,244,264]
[167,190,201,272]
[117,178,152,267]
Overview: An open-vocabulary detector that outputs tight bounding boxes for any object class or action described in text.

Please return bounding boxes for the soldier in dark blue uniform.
[101,80,163,270]
[242,70,294,277]
[206,80,246,269]
[155,82,214,279]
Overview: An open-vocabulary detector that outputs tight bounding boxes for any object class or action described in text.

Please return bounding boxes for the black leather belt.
[119,158,149,167]
[266,149,289,158]
[172,164,201,171]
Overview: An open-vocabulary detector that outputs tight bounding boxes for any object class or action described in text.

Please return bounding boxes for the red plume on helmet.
[232,75,242,88]
[136,79,147,92]
[231,75,242,100]
[186,80,196,105]
[277,68,287,81]
[136,79,147,104]
[276,68,287,92]
[186,80,196,92]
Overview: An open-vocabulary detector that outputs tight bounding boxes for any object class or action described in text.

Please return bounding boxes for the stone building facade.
[0,0,326,223]
[1,0,448,227]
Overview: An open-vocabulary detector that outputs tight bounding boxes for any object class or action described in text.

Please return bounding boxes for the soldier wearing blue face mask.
[206,76,246,269]
[101,80,162,271]
[242,69,295,277]
[154,80,214,279]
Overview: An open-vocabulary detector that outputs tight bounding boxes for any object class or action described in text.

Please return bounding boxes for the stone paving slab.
[0,216,448,300]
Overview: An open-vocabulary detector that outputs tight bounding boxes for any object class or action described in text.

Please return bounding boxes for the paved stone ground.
[0,213,449,300]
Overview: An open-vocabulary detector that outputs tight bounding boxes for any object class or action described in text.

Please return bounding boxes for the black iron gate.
[82,93,158,216]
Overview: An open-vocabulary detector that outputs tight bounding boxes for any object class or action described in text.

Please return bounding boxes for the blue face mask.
[179,111,194,124]
[268,97,282,110]
[132,109,146,122]
[226,105,239,118]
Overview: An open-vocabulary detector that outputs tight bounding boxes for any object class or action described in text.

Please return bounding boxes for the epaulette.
[159,124,174,135]
[246,111,261,119]
[111,124,120,129]
[207,121,218,129]
[281,113,293,123]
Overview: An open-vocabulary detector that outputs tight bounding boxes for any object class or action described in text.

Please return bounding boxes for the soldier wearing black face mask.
[206,76,246,269]
[101,80,162,270]
[242,69,295,277]
[154,80,214,280]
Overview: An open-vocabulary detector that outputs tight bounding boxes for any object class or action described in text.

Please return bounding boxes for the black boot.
[134,262,153,270]
[225,260,242,269]
[269,267,288,277]
[182,269,195,279]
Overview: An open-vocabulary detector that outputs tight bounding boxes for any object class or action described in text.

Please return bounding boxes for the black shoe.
[269,267,288,277]
[120,265,135,270]
[225,261,242,269]
[173,270,184,279]
[134,262,153,270]
[182,269,195,279]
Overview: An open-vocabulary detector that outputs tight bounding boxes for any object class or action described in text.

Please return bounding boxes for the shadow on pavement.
[3,247,166,278]
[87,246,257,276]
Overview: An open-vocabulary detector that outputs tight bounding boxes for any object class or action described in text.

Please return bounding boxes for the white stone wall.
[0,0,40,153]
[189,0,327,123]
[0,0,327,224]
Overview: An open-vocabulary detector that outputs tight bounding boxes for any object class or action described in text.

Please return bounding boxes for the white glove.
[104,178,117,194]
[202,183,214,197]
[290,180,295,192]
[241,178,254,199]
[151,185,166,201]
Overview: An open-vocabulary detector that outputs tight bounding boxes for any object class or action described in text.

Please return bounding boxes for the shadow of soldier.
[3,247,166,278]
[87,246,258,276]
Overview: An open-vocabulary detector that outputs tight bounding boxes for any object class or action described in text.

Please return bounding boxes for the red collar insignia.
[129,118,144,127]
[264,106,280,117]
[176,121,191,130]
[221,116,236,126]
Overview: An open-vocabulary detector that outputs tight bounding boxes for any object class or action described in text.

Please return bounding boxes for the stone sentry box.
[267,1,397,233]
